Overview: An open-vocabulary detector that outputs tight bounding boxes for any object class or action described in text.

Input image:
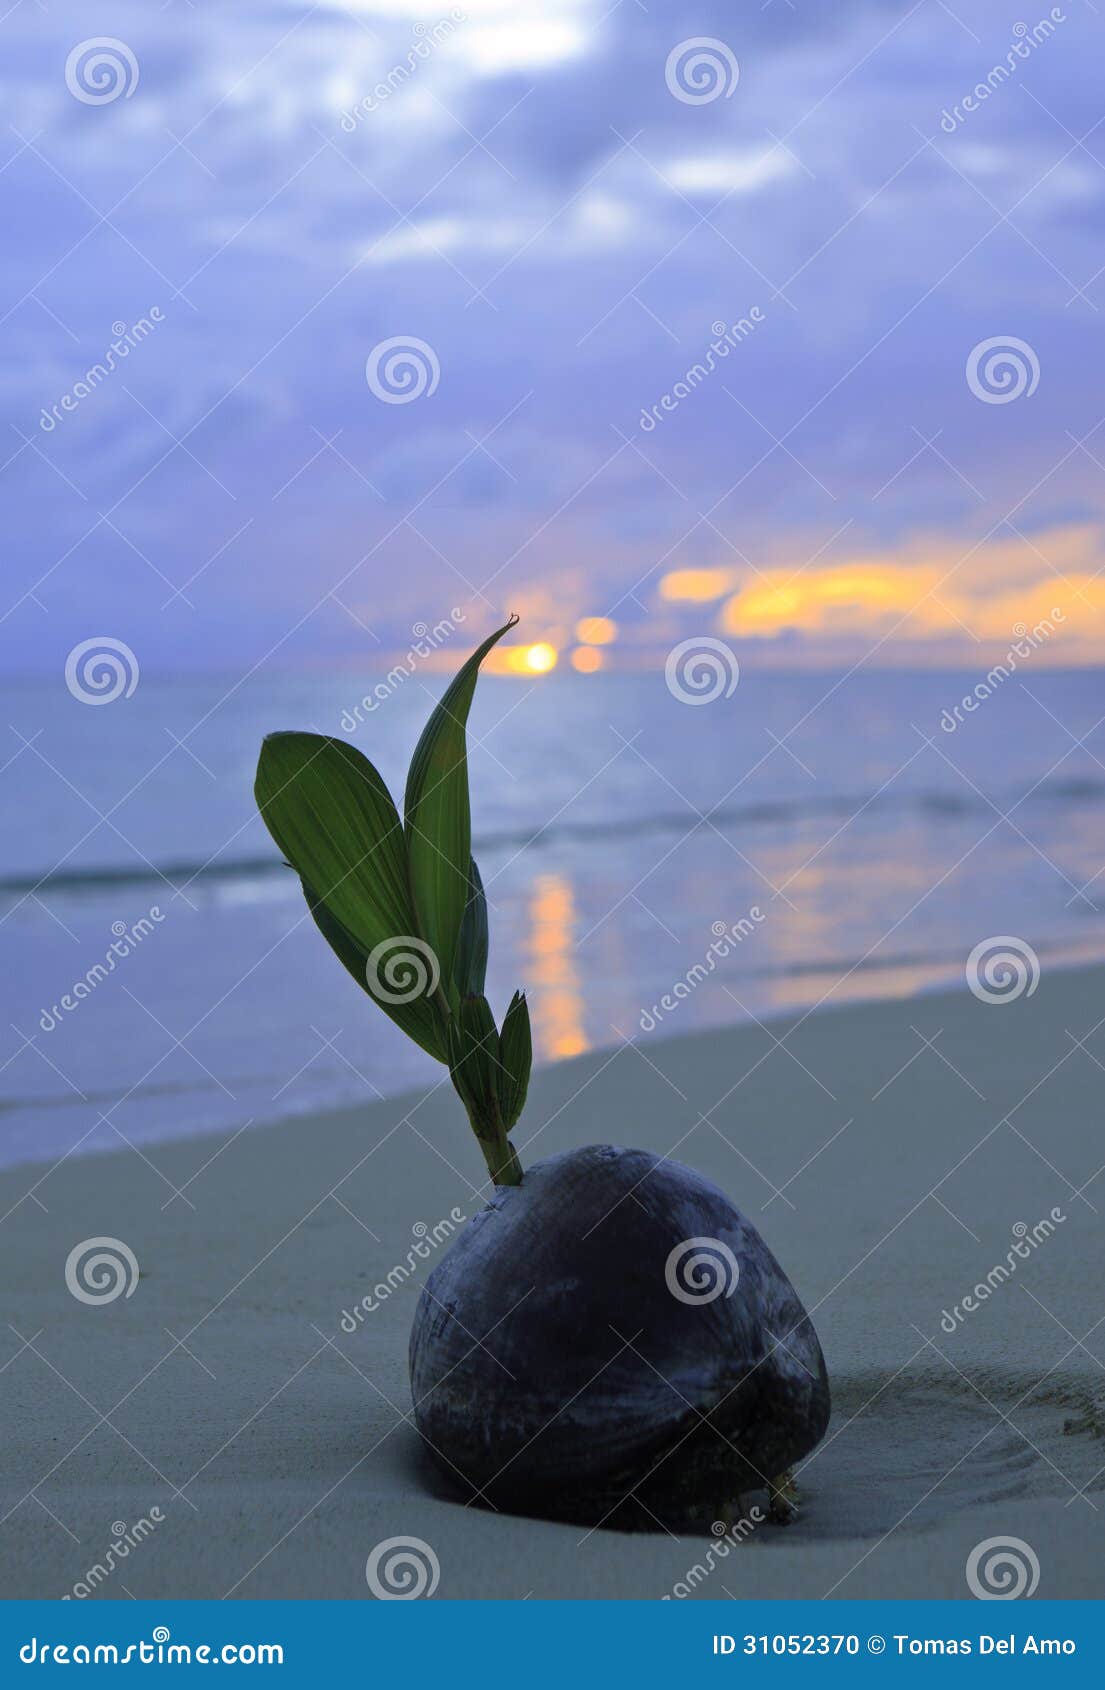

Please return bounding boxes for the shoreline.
[1,968,1102,1599]
[8,949,1105,1183]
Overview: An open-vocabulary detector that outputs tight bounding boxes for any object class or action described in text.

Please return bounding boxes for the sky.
[2,0,1105,675]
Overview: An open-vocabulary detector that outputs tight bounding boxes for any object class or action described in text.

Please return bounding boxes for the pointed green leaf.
[302,879,373,990]
[447,993,501,1116]
[454,857,489,999]
[299,881,442,1059]
[446,1015,476,1112]
[498,990,532,1130]
[404,618,517,997]
[255,732,447,1061]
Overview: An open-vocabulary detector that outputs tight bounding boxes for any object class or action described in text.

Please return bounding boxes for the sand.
[1,968,1103,1601]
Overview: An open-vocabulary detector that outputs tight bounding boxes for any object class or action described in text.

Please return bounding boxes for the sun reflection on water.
[526,872,589,1060]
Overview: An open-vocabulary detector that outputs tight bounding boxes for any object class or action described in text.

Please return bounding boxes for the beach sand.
[2,968,1102,1601]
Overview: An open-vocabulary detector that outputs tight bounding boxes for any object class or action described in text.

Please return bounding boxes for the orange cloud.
[713,526,1105,656]
[575,615,617,644]
[659,568,733,603]
[719,563,951,637]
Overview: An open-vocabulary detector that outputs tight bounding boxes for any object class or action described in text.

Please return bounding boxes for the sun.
[524,642,558,673]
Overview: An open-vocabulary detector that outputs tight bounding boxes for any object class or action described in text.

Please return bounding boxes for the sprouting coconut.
[255,618,829,1531]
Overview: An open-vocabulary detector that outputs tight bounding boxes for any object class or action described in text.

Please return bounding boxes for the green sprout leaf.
[254,621,532,1185]
[498,990,532,1131]
[403,617,517,1005]
[255,732,447,1061]
[453,857,489,999]
[447,993,501,1118]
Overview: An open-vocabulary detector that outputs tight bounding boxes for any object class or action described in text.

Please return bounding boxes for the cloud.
[662,149,797,196]
[1,0,1102,668]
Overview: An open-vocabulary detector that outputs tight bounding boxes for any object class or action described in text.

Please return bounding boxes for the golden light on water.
[575,615,617,645]
[571,646,604,673]
[659,568,732,603]
[527,872,589,1061]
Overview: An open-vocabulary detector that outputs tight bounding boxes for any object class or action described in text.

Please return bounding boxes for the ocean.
[2,662,1103,1171]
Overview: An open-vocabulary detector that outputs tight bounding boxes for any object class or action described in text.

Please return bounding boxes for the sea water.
[2,664,1102,1169]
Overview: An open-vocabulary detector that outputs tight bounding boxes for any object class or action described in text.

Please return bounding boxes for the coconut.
[410,1145,829,1530]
